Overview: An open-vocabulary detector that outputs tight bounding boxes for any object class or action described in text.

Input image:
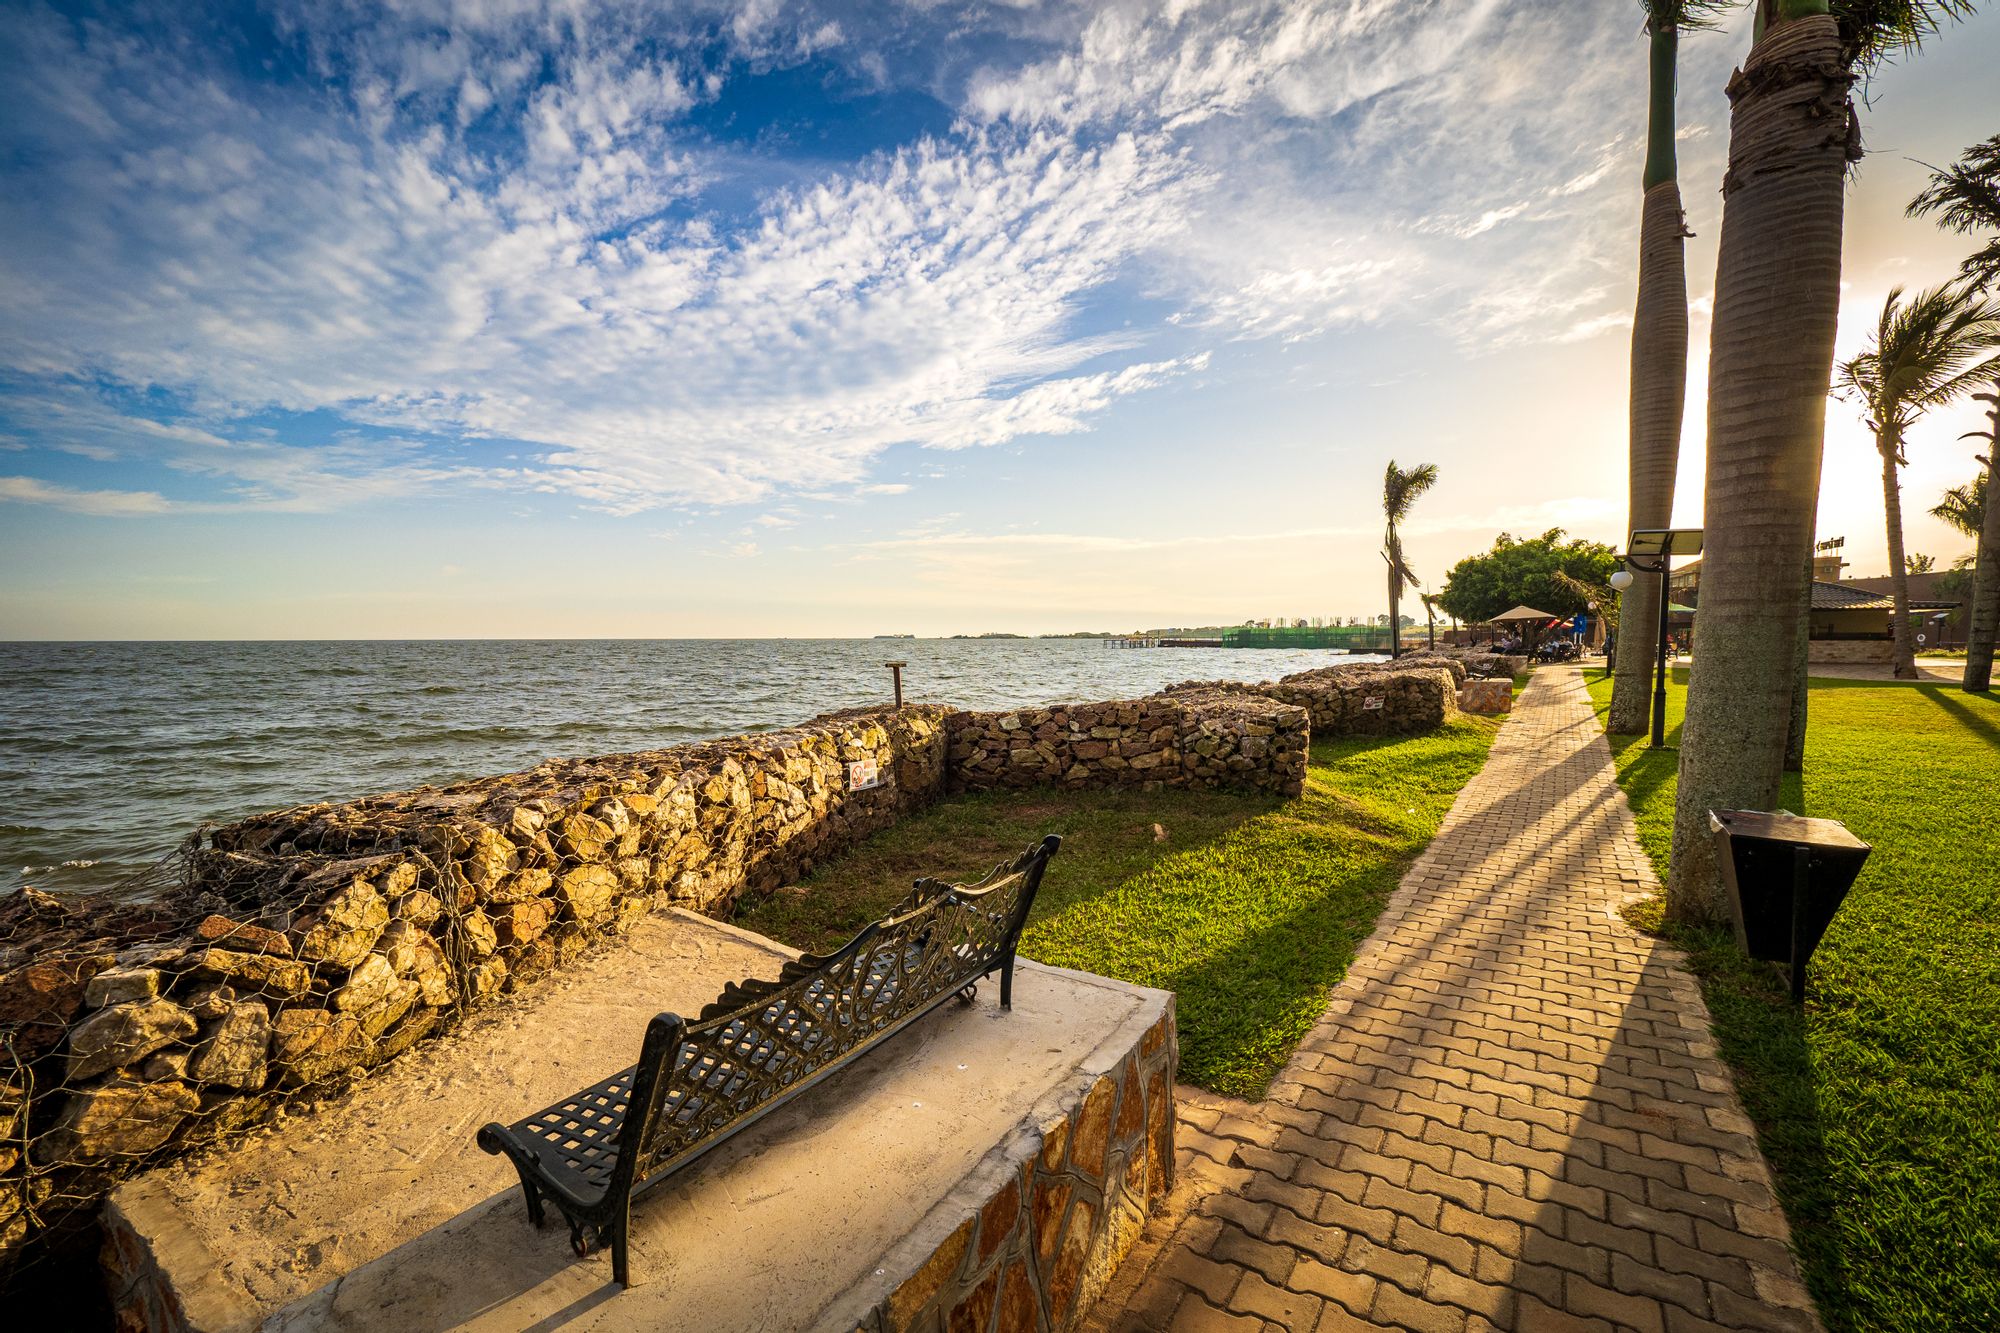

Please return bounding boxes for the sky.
[2,0,1997,639]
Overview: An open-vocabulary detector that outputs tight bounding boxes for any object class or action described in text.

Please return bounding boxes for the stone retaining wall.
[1165,663,1460,740]
[947,692,1308,798]
[0,707,949,1259]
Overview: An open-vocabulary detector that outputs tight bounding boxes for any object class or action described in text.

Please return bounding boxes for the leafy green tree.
[1907,552,1938,573]
[1437,529,1622,624]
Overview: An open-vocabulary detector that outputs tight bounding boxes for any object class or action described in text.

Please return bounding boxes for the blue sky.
[2,0,1997,638]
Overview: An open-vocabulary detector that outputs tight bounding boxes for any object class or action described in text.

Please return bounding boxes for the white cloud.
[0,476,171,516]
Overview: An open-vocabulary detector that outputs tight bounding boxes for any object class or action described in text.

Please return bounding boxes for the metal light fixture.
[1620,527,1704,748]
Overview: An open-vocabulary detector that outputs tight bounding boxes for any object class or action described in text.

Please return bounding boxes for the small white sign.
[1916,633,1927,646]
[848,759,882,791]
[1362,696,1385,711]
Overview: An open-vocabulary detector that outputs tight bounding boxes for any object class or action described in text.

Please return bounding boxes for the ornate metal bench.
[476,835,1061,1287]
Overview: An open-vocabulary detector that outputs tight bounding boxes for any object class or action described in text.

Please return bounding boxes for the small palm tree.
[1932,473,1988,536]
[1382,461,1439,661]
[1908,133,2000,291]
[1833,282,2000,678]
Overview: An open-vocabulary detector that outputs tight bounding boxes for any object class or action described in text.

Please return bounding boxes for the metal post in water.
[884,661,906,710]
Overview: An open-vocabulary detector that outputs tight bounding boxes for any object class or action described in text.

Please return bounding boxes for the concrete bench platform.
[103,911,1176,1333]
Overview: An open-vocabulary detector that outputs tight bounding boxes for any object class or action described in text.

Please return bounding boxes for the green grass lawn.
[1584,667,2000,1333]
[736,715,1506,1098]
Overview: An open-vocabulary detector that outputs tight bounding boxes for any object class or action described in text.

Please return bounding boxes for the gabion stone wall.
[0,706,948,1266]
[947,691,1308,798]
[1164,663,1460,740]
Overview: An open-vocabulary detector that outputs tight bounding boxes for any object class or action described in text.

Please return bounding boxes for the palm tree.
[1932,473,1987,535]
[1950,388,2000,689]
[1665,0,1976,922]
[1909,133,2000,291]
[1833,283,2000,679]
[1420,591,1441,651]
[1911,144,2000,689]
[1382,461,1439,661]
[1609,0,1730,735]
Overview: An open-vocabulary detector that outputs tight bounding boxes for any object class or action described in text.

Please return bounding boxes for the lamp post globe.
[1609,569,1635,592]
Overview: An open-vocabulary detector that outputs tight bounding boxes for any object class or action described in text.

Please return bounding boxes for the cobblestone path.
[1086,665,1819,1333]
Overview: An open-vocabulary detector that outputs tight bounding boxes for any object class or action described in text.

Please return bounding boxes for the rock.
[375,861,419,897]
[356,979,421,1039]
[391,889,443,926]
[269,1009,374,1088]
[467,957,507,1001]
[556,864,620,924]
[460,826,518,894]
[332,954,398,1012]
[378,921,452,1005]
[294,880,389,969]
[34,1079,199,1163]
[84,967,162,1008]
[557,812,615,860]
[186,983,237,1021]
[139,1049,189,1081]
[186,1000,271,1090]
[188,948,313,998]
[0,953,115,1057]
[66,997,198,1081]
[493,899,556,948]
[377,1007,440,1062]
[194,914,292,957]
[460,909,498,957]
[484,867,553,904]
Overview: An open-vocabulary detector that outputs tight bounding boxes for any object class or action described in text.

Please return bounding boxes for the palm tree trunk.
[1667,14,1854,924]
[1610,21,1691,735]
[1968,390,2000,692]
[1387,555,1400,659]
[1880,438,1919,678]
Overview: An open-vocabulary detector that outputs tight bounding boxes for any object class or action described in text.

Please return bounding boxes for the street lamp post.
[1611,528,1705,749]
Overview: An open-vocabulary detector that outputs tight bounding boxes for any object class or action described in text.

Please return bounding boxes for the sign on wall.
[1362,696,1385,711]
[848,759,883,791]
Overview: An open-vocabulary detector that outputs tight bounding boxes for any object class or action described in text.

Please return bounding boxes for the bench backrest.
[615,835,1061,1191]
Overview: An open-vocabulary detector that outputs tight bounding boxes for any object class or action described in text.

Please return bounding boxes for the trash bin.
[1709,809,1871,1002]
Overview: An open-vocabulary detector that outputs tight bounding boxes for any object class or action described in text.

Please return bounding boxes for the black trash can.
[1709,809,1871,1001]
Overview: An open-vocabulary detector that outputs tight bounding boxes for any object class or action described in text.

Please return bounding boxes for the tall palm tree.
[1382,461,1438,661]
[1911,140,2000,690]
[1665,0,1975,922]
[1609,0,1730,735]
[1949,389,2000,689]
[1834,283,2000,678]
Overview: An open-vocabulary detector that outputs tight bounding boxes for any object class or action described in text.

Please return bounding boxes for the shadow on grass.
[1918,685,2000,753]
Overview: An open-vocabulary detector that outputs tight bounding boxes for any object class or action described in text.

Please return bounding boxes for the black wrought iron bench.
[476,834,1061,1287]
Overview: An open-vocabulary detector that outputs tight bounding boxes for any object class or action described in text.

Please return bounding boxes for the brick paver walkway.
[1086,665,1819,1333]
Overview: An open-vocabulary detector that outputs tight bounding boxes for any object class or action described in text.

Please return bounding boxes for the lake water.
[1,639,1382,897]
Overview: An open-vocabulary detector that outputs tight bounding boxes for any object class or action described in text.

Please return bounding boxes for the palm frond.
[1931,474,1987,538]
[1835,282,2000,450]
[1832,0,1981,74]
[1908,135,2000,290]
[1640,0,1735,31]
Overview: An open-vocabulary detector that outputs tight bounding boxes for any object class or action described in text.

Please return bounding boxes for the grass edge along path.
[1583,667,2000,1333]
[736,710,1508,1100]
